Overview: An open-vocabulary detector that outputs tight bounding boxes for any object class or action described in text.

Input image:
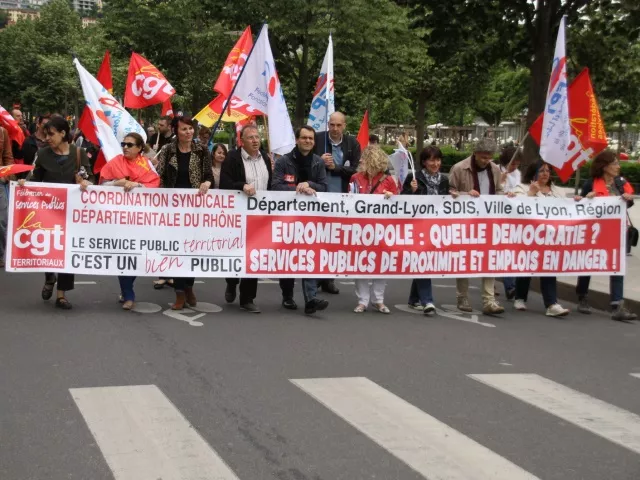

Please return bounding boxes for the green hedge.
[213,131,231,144]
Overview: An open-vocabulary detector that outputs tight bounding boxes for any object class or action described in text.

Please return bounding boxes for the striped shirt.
[241,148,269,192]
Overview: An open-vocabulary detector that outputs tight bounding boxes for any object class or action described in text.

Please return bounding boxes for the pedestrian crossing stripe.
[70,385,240,480]
[469,373,640,455]
[631,373,640,380]
[291,377,540,479]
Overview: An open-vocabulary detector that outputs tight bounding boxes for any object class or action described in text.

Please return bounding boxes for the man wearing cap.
[448,138,505,315]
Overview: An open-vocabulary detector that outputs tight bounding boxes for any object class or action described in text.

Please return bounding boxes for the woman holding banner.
[401,146,449,315]
[510,162,570,317]
[18,116,93,310]
[99,132,160,310]
[350,146,398,314]
[156,115,213,310]
[574,150,637,321]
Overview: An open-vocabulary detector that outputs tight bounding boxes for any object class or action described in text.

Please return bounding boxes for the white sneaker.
[424,303,436,314]
[546,303,570,317]
[514,299,527,311]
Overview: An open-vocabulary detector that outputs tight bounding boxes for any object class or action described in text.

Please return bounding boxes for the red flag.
[161,98,174,118]
[0,164,34,178]
[124,53,176,109]
[356,110,369,151]
[214,26,253,98]
[529,68,607,182]
[0,104,25,147]
[96,50,113,94]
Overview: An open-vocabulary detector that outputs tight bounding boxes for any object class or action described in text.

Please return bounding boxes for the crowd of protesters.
[0,110,637,322]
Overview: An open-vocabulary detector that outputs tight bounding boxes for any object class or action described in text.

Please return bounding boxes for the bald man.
[314,111,361,294]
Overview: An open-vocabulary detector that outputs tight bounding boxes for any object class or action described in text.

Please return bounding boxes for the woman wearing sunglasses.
[99,132,160,310]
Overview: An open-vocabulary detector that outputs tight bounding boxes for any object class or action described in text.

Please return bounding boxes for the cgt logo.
[13,211,64,256]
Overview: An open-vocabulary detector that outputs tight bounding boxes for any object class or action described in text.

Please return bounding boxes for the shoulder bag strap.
[369,174,387,194]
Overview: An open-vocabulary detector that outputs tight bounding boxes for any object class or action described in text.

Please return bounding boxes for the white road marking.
[394,304,496,328]
[194,280,205,284]
[75,281,97,285]
[631,373,640,380]
[190,302,223,313]
[470,374,640,455]
[291,377,538,480]
[164,305,205,326]
[70,385,240,480]
[258,279,280,284]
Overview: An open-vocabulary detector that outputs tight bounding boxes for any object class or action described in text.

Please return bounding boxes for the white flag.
[540,17,571,169]
[307,35,335,132]
[233,25,295,155]
[388,149,410,185]
[74,58,147,162]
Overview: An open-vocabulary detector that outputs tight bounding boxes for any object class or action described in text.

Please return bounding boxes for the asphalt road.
[1,271,639,480]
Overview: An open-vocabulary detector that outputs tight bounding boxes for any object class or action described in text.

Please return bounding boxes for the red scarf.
[99,154,160,188]
[593,176,634,197]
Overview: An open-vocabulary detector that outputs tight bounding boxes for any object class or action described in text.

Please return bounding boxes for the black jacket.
[272,148,328,192]
[220,148,272,191]
[401,171,450,195]
[314,132,361,193]
[30,145,93,184]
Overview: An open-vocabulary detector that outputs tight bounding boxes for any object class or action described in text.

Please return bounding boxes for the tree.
[475,62,529,127]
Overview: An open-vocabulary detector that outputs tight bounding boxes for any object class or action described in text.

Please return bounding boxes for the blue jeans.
[408,279,434,305]
[576,275,623,306]
[118,276,136,302]
[515,276,557,307]
[280,278,319,303]
[503,277,516,292]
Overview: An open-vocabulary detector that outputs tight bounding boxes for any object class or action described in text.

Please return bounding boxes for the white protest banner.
[6,182,626,279]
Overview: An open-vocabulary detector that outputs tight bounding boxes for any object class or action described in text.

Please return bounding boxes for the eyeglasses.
[121,142,138,148]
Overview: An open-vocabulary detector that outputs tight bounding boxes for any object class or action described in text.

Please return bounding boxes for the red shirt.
[349,172,399,195]
[100,154,160,188]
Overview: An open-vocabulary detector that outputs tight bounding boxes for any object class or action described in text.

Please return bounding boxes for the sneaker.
[611,302,637,322]
[577,298,592,314]
[457,297,473,312]
[305,298,329,315]
[506,288,516,301]
[240,302,261,313]
[514,299,527,311]
[423,303,436,314]
[282,298,297,310]
[408,302,423,311]
[546,303,570,317]
[483,301,505,315]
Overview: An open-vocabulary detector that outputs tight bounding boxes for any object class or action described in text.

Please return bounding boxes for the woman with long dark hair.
[18,116,93,309]
[156,116,213,310]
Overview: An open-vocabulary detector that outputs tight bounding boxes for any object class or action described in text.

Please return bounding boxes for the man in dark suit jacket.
[220,125,272,313]
[313,111,361,294]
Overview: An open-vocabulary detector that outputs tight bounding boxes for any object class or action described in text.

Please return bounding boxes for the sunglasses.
[121,142,138,148]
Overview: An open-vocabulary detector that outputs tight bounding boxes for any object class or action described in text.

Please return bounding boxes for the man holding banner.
[314,111,361,294]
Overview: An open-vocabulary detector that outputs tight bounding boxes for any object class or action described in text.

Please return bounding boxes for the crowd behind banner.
[0,111,637,321]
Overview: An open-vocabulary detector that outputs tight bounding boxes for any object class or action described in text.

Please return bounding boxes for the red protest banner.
[124,53,175,109]
[530,68,607,182]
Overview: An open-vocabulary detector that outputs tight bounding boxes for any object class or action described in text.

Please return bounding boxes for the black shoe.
[282,298,297,310]
[305,298,329,314]
[506,288,516,301]
[320,280,340,294]
[240,302,261,313]
[225,284,236,303]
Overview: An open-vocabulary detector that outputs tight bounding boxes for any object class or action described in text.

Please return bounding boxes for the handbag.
[627,213,639,247]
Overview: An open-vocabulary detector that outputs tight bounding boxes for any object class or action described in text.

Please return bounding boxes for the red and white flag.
[214,26,253,98]
[74,58,147,163]
[356,110,369,151]
[0,104,25,147]
[0,164,34,178]
[161,98,174,118]
[539,17,571,169]
[124,53,175,109]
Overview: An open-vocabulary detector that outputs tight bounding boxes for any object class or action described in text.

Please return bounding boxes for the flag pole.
[262,114,270,153]
[324,33,332,154]
[209,22,265,151]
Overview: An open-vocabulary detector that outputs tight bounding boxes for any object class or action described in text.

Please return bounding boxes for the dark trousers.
[576,275,624,305]
[118,276,136,302]
[280,278,295,299]
[226,278,257,303]
[408,279,434,305]
[515,276,557,307]
[173,277,195,292]
[45,272,74,291]
[279,278,317,303]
